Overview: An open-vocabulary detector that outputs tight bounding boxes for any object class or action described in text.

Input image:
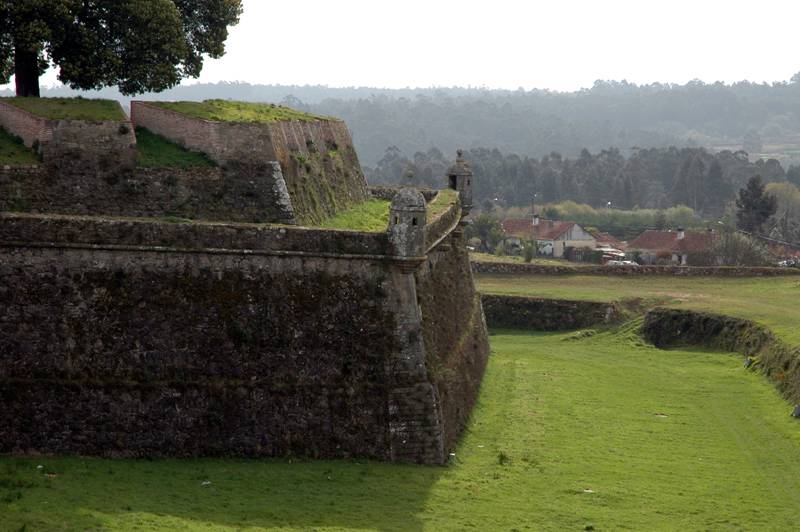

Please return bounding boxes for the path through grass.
[2,328,799,530]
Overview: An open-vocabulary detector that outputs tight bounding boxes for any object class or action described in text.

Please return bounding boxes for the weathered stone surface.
[0,100,136,179]
[481,294,622,331]
[0,164,295,224]
[131,102,368,225]
[0,200,490,464]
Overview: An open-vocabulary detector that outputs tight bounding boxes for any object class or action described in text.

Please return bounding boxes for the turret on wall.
[388,188,427,259]
[447,149,473,215]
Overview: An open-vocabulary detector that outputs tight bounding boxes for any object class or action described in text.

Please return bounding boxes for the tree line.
[367,145,795,218]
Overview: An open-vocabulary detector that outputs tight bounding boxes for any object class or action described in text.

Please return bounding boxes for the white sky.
[5,0,800,92]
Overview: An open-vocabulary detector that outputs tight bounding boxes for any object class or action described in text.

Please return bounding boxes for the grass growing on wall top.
[0,97,125,121]
[135,127,215,168]
[2,327,799,530]
[0,127,38,165]
[150,100,334,123]
[426,188,459,220]
[316,198,390,232]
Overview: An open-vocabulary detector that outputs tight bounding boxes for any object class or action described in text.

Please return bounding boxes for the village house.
[501,215,597,258]
[626,228,713,265]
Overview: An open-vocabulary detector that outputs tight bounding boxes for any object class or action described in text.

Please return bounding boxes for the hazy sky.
[6,0,800,92]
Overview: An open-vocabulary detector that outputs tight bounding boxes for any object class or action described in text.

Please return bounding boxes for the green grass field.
[135,127,215,168]
[0,127,38,165]
[2,328,799,531]
[150,100,331,123]
[317,199,390,232]
[315,189,459,232]
[476,274,800,345]
[0,97,125,121]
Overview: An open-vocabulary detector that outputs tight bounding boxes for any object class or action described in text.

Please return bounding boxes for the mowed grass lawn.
[476,274,800,345]
[2,329,800,531]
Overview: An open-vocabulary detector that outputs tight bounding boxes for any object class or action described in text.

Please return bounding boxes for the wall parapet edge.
[0,212,389,257]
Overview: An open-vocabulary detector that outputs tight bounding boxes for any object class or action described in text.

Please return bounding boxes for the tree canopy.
[0,0,242,97]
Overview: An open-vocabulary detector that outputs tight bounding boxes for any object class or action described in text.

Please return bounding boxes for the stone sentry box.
[0,99,136,179]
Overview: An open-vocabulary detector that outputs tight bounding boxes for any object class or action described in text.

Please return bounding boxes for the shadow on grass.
[1,456,443,531]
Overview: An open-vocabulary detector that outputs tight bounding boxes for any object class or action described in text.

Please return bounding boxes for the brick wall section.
[131,102,368,225]
[0,165,296,224]
[471,261,800,277]
[130,102,217,158]
[0,101,51,148]
[0,207,490,464]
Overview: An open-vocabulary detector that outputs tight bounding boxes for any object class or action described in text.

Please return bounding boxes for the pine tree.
[735,176,777,233]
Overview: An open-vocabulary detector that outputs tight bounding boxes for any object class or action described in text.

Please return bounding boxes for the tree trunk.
[14,47,41,97]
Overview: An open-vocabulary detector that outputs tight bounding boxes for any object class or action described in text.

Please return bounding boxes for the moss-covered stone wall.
[0,164,297,224]
[131,102,368,225]
[0,204,490,464]
[415,223,491,454]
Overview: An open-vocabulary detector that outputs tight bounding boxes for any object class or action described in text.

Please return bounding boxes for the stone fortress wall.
[1,99,368,225]
[131,102,368,225]
[0,99,137,179]
[0,105,490,464]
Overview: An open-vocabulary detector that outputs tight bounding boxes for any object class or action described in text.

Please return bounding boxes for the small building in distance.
[627,229,713,265]
[501,215,596,258]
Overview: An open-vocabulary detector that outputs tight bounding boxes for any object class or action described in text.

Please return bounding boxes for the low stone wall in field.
[472,261,800,277]
[481,294,622,331]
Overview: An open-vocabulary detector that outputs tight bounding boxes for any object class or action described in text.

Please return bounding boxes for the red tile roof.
[533,219,575,240]
[628,230,713,254]
[501,218,533,238]
[502,218,585,241]
[589,230,626,250]
[768,244,800,259]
